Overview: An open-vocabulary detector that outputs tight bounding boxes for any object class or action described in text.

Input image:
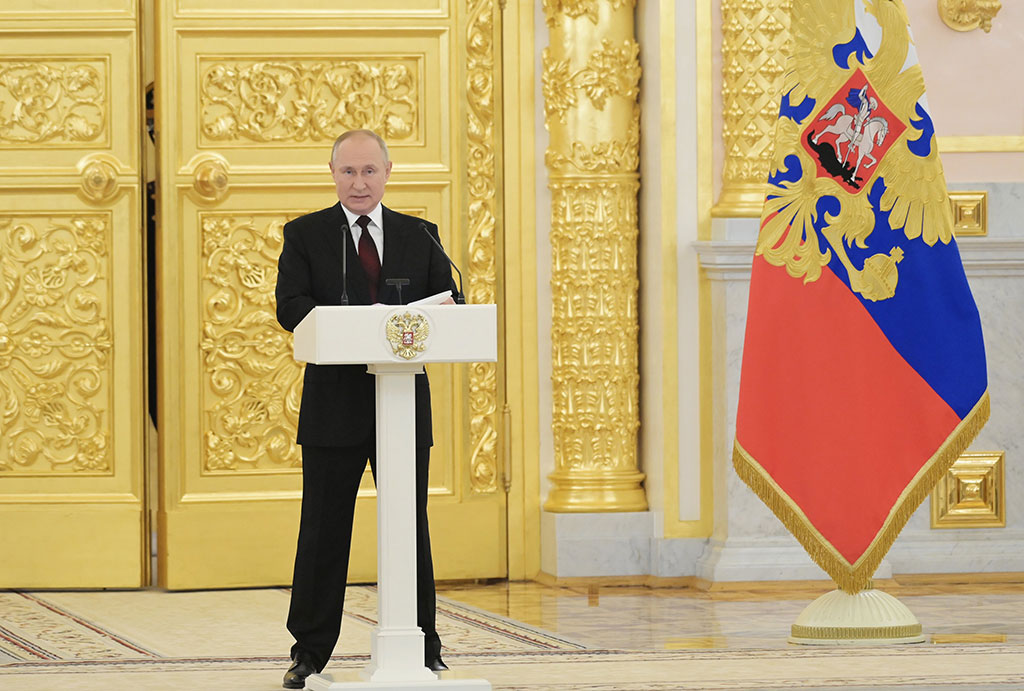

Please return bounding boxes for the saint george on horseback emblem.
[757,0,957,305]
[802,71,906,194]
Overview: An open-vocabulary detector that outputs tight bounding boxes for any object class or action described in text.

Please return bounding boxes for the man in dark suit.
[275,129,455,689]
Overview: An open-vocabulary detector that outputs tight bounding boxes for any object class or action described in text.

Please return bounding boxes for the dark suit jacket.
[275,202,455,448]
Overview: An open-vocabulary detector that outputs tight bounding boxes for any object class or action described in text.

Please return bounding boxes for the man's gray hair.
[330,129,390,164]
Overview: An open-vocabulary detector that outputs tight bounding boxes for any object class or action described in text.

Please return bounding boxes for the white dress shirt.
[341,203,384,262]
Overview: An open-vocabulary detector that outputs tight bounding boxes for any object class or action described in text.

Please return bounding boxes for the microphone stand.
[419,222,465,304]
[340,219,350,305]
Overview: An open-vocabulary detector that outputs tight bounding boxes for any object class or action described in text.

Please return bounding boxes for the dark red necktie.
[355,215,380,303]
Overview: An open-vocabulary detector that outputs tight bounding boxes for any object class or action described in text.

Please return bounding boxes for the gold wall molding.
[0,214,113,475]
[0,59,107,146]
[543,0,647,512]
[931,451,1005,528]
[938,0,1001,33]
[714,0,791,217]
[199,57,418,146]
[937,135,1024,153]
[466,0,500,494]
[950,191,987,237]
[200,213,302,474]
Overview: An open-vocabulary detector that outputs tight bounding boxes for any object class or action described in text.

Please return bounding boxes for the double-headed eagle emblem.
[759,0,954,302]
[385,311,430,360]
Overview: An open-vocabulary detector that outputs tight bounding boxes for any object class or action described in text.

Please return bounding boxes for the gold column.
[542,0,646,512]
[713,0,791,217]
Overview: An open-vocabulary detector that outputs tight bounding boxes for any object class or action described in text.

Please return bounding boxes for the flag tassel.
[733,390,990,594]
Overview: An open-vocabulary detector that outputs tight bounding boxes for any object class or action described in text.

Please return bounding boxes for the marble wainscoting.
[540,511,708,579]
[692,209,1024,585]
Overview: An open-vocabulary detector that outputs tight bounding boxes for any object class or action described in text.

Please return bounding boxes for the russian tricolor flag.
[733,0,988,593]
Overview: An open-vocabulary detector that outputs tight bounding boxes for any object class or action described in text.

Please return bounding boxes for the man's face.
[329,135,392,214]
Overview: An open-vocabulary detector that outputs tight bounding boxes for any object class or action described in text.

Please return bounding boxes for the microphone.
[419,222,465,304]
[340,219,350,306]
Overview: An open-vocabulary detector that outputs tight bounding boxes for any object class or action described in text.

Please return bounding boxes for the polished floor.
[2,579,1024,689]
[439,579,1024,651]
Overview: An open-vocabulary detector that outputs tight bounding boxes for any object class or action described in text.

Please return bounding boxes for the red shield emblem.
[402,331,415,346]
[802,70,906,194]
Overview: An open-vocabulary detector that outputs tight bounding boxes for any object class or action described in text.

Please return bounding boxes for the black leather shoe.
[283,654,317,689]
[425,655,449,672]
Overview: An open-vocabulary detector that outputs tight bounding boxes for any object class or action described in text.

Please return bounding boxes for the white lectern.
[293,304,495,691]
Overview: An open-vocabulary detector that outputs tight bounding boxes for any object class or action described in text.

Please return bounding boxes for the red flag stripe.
[736,256,961,563]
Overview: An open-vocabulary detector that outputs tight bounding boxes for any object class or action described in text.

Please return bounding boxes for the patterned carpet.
[2,587,1024,689]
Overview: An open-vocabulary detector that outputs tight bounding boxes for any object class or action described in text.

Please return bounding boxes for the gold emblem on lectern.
[385,311,430,360]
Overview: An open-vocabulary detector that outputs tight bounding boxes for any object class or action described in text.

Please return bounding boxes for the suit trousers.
[286,441,440,671]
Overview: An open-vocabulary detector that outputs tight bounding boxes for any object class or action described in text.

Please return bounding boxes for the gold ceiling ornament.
[938,0,1002,33]
[199,214,301,473]
[199,58,418,145]
[714,0,792,217]
[543,0,647,513]
[0,59,107,145]
[0,214,113,475]
[466,0,500,494]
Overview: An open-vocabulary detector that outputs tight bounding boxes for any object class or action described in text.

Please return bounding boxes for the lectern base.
[305,672,491,691]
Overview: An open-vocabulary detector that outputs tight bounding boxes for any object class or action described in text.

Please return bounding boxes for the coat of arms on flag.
[734,0,989,594]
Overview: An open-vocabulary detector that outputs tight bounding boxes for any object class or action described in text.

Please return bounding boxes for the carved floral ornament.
[542,39,641,124]
[0,215,112,474]
[200,214,302,472]
[200,58,418,145]
[542,0,637,27]
[466,0,500,493]
[938,0,1001,33]
[0,60,106,145]
[546,107,640,174]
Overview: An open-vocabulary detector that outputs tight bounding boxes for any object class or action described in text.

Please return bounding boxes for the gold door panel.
[0,8,146,587]
[156,0,504,589]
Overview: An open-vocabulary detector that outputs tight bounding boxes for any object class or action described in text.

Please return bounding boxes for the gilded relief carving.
[543,0,647,511]
[200,215,301,472]
[78,153,122,204]
[938,0,1001,33]
[0,60,107,145]
[190,153,231,204]
[466,0,500,493]
[200,59,418,145]
[717,0,791,216]
[0,215,112,474]
[545,107,640,173]
[541,0,637,27]
[549,180,641,471]
[542,40,641,124]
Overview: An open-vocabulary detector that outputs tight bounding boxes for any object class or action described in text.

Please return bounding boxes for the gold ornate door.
[0,1,147,587]
[155,0,507,588]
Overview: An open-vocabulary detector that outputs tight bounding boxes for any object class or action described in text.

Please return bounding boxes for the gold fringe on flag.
[733,390,990,594]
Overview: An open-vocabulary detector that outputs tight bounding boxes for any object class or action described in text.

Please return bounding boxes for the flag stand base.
[788,587,926,645]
